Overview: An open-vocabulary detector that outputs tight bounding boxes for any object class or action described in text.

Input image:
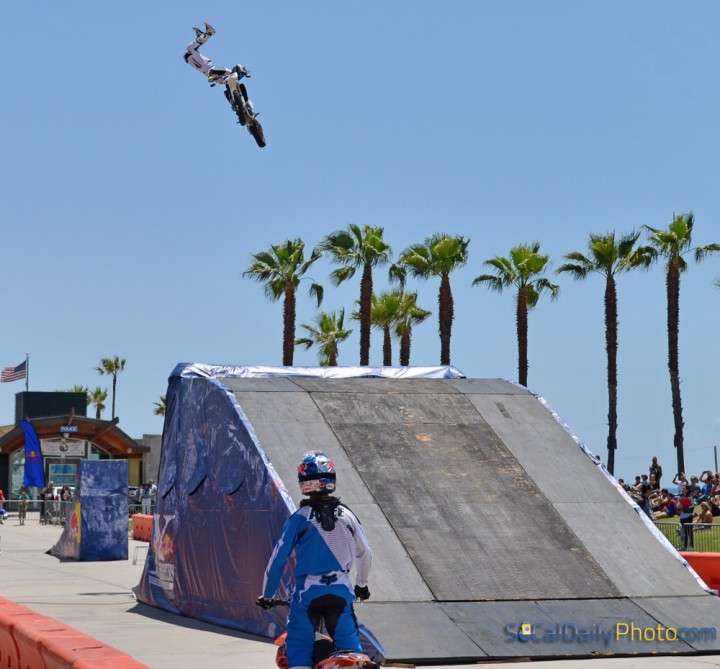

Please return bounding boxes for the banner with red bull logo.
[20,420,44,489]
[50,460,128,561]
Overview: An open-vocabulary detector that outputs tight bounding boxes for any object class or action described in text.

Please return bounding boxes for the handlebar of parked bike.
[256,597,290,609]
[257,596,368,608]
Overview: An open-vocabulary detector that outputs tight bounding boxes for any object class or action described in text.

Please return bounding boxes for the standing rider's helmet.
[298,450,336,495]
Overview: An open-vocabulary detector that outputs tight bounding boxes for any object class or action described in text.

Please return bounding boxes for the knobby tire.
[249,118,266,148]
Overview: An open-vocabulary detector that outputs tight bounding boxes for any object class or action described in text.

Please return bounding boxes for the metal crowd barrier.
[654,521,720,552]
[1,499,155,524]
[2,500,43,523]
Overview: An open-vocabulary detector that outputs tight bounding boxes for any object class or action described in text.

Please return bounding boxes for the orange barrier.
[0,605,54,669]
[13,618,75,669]
[131,514,153,542]
[74,657,152,668]
[41,634,125,669]
[681,551,720,592]
[0,596,150,669]
[0,608,21,669]
[0,597,23,669]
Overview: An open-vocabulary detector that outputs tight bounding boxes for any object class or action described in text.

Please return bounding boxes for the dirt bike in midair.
[209,64,266,148]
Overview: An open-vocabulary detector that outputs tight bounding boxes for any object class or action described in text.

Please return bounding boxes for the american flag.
[1,360,27,383]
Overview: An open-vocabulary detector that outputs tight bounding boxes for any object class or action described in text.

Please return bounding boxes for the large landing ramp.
[225,376,720,662]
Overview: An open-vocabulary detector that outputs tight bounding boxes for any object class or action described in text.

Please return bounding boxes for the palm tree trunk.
[382,327,392,366]
[439,274,454,366]
[283,284,296,366]
[400,325,411,366]
[605,275,618,475]
[111,375,117,420]
[359,264,373,366]
[328,348,338,367]
[96,404,101,420]
[667,259,685,474]
[517,289,529,387]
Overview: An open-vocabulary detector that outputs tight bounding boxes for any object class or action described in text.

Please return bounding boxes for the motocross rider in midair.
[183,22,257,118]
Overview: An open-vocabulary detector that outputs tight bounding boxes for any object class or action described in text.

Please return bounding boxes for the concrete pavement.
[2,520,720,669]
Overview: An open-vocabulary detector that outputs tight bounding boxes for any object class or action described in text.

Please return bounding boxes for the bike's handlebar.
[258,589,369,609]
[256,597,289,609]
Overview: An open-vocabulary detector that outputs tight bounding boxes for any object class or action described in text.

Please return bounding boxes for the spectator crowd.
[129,479,157,514]
[618,456,720,551]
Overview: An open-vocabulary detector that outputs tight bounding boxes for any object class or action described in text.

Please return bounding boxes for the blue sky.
[3,2,720,483]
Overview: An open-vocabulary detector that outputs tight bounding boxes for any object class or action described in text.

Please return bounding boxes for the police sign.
[60,425,79,433]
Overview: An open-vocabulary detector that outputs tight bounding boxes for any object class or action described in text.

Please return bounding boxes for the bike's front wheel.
[248,118,266,148]
[232,90,247,126]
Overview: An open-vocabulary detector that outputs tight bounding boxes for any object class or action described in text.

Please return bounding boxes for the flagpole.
[25,352,29,392]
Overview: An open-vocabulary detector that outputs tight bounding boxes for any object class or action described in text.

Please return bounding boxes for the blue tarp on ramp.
[133,370,296,639]
[134,365,459,644]
[50,460,128,561]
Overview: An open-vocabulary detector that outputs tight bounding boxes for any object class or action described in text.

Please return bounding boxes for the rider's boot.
[246,99,256,117]
[192,22,215,46]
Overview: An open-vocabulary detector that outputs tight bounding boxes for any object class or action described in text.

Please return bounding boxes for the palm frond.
[472,273,504,292]
[388,263,407,287]
[695,243,720,262]
[329,265,356,286]
[556,262,591,279]
[308,282,324,307]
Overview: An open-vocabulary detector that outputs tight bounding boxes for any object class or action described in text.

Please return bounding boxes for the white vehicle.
[52,485,75,500]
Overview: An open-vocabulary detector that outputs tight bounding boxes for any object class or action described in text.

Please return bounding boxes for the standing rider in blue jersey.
[257,450,372,669]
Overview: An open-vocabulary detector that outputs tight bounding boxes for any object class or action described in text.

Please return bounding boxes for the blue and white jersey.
[262,499,371,600]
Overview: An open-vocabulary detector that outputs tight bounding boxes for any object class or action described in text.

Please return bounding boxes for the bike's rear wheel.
[249,118,266,148]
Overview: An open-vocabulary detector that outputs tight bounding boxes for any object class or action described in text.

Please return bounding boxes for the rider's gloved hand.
[354,585,370,601]
[256,596,273,610]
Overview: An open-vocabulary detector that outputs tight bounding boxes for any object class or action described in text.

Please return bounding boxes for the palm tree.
[65,385,90,415]
[318,225,392,366]
[296,309,353,366]
[88,387,108,420]
[153,395,166,416]
[642,213,720,474]
[356,291,404,366]
[395,291,431,366]
[395,233,469,365]
[556,231,647,475]
[473,242,559,388]
[243,238,323,366]
[94,356,126,420]
[65,384,88,399]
